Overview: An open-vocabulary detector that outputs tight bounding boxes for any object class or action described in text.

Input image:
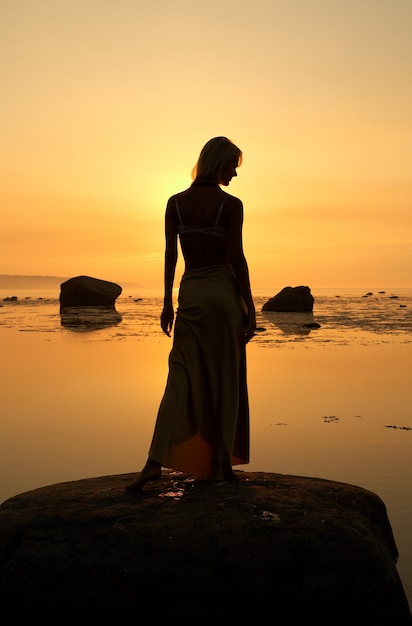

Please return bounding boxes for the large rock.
[60,276,122,307]
[262,285,314,312]
[0,471,411,624]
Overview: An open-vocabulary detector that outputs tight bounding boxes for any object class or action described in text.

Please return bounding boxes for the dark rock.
[303,322,321,329]
[0,471,411,624]
[262,286,314,312]
[59,276,122,307]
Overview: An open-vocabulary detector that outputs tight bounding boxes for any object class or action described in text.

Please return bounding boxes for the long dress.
[149,264,250,480]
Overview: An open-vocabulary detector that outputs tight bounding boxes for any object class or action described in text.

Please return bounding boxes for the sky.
[1,0,411,290]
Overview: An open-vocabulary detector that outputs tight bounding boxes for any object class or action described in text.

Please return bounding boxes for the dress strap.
[174,196,183,225]
[175,195,227,228]
[214,197,228,226]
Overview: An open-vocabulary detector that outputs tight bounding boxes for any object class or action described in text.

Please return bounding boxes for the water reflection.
[59,306,122,332]
[0,326,411,606]
[261,311,320,336]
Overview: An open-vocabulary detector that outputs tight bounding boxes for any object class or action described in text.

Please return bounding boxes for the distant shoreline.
[0,275,69,289]
[0,275,409,293]
[0,275,143,291]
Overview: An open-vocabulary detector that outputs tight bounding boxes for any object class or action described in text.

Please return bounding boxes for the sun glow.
[1,0,411,288]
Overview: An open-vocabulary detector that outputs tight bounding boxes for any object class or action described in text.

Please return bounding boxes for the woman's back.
[170,185,238,271]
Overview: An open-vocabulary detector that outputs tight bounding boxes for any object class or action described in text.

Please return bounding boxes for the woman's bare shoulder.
[221,189,243,205]
[221,191,243,215]
[166,187,242,211]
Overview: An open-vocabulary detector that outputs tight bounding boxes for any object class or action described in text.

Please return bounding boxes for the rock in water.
[60,276,122,307]
[262,285,314,312]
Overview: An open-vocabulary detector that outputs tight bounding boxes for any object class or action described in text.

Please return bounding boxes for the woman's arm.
[161,199,178,336]
[228,198,256,343]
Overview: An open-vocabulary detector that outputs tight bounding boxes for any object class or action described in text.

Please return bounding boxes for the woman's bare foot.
[224,469,238,481]
[125,458,162,492]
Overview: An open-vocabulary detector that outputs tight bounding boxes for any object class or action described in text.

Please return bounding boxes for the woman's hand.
[244,309,256,344]
[161,304,174,337]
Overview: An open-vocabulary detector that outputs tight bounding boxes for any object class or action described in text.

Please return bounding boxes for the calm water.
[0,286,411,608]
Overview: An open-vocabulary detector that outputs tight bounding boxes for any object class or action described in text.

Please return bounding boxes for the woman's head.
[192,137,242,186]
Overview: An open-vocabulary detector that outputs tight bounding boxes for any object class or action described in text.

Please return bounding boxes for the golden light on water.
[0,284,411,603]
[1,326,410,501]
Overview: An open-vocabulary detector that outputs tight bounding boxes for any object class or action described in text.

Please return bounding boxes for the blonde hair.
[191,137,242,183]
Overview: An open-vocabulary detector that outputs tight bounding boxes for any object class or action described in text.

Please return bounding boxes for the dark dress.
[149,194,250,479]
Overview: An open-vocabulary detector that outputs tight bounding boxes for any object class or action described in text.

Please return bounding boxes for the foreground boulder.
[0,471,410,624]
[60,276,122,307]
[262,285,314,312]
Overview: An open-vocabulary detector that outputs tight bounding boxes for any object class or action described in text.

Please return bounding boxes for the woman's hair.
[191,136,242,183]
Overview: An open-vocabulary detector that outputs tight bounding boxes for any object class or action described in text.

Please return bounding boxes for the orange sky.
[1,0,411,290]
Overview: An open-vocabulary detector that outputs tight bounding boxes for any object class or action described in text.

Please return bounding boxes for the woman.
[126,136,256,491]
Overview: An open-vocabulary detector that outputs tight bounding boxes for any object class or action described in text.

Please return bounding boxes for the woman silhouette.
[126,137,255,491]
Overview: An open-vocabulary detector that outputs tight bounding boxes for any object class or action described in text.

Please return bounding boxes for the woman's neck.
[191,178,219,187]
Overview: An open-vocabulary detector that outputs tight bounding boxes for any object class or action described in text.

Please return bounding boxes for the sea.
[0,284,411,610]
